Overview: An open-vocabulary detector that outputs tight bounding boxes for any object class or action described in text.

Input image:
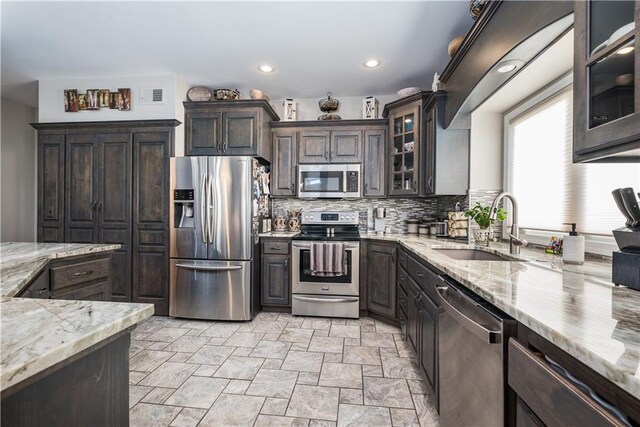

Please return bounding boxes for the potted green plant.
[464,202,507,245]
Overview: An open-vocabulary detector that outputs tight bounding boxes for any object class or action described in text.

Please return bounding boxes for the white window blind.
[506,85,640,236]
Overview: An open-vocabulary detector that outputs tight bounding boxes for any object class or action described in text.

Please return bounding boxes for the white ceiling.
[1,1,473,108]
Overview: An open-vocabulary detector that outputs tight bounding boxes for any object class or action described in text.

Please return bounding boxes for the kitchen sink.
[434,248,516,261]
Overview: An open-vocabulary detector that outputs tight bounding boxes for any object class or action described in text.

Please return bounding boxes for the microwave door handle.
[200,174,207,243]
[343,172,347,193]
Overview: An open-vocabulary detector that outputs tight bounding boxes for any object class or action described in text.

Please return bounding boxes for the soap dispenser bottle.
[563,223,585,265]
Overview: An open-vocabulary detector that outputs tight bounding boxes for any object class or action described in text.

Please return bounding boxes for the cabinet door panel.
[364,129,386,197]
[261,254,290,306]
[133,131,171,315]
[406,278,419,354]
[272,132,298,197]
[222,111,257,154]
[185,110,221,155]
[423,106,436,195]
[38,133,65,242]
[419,293,438,391]
[330,130,362,163]
[367,243,397,318]
[66,134,98,243]
[298,131,331,163]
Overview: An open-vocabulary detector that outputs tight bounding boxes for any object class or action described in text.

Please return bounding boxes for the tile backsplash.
[272,196,468,234]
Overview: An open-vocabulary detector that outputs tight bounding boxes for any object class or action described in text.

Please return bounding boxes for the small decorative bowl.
[215,89,240,101]
[249,89,269,101]
[397,87,422,98]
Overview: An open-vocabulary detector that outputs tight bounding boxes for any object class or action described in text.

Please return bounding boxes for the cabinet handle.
[284,259,289,268]
[223,140,228,152]
[97,201,103,213]
[413,180,417,191]
[38,288,48,295]
[391,251,396,264]
[73,270,94,277]
[416,270,423,277]
[428,176,433,190]
[91,201,98,211]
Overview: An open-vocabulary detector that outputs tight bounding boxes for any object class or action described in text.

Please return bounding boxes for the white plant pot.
[473,228,494,245]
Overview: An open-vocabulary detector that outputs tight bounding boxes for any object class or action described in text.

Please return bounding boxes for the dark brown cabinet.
[384,94,426,197]
[298,131,331,163]
[271,130,298,197]
[64,132,132,302]
[418,291,438,393]
[330,130,362,163]
[422,93,469,196]
[184,100,279,161]
[37,133,65,243]
[33,120,179,314]
[363,129,387,197]
[366,242,397,319]
[574,0,640,162]
[261,240,291,307]
[132,131,172,314]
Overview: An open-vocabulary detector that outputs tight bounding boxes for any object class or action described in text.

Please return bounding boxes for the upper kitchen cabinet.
[184,100,280,161]
[270,119,388,197]
[573,0,640,162]
[384,93,425,196]
[422,92,469,196]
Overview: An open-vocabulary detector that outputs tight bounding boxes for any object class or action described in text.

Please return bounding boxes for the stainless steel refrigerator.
[169,156,267,321]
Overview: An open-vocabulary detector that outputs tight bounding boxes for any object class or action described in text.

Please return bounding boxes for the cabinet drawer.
[398,250,408,270]
[407,256,435,288]
[262,241,290,255]
[397,275,408,316]
[50,257,110,291]
[52,281,110,301]
[19,271,50,299]
[508,339,624,427]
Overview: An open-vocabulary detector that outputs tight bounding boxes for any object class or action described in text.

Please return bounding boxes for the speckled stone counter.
[0,242,121,297]
[1,297,153,392]
[361,233,640,399]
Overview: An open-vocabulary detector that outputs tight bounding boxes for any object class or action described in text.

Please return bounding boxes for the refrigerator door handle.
[200,173,207,243]
[176,264,243,272]
[207,173,214,243]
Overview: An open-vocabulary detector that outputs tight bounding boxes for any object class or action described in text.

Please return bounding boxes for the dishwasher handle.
[436,285,502,344]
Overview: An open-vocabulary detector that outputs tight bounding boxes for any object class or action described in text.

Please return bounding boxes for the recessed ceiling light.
[495,59,524,74]
[364,59,381,68]
[617,46,634,55]
[258,64,275,73]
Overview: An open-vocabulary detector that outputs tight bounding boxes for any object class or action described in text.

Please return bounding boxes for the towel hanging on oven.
[310,242,346,277]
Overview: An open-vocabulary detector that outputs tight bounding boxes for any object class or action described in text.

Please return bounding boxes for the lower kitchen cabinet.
[510,331,640,426]
[366,242,397,320]
[418,291,438,393]
[17,253,113,302]
[261,240,291,308]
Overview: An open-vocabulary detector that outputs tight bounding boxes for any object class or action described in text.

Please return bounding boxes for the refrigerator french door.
[169,156,253,320]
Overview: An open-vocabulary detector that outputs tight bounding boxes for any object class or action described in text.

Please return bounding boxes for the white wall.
[1,98,37,242]
[469,111,503,191]
[38,74,180,123]
[270,94,396,122]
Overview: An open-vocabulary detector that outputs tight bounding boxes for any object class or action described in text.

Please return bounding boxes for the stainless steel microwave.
[298,164,361,199]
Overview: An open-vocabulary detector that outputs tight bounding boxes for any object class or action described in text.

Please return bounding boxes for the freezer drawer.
[170,259,251,321]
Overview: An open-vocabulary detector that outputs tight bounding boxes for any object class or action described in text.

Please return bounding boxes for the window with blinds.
[506,84,640,236]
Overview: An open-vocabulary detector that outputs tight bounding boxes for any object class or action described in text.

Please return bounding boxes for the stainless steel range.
[291,211,360,319]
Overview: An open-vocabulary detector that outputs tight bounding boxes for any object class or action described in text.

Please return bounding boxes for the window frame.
[502,73,618,257]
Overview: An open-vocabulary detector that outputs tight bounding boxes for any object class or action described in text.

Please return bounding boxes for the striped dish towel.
[310,242,346,277]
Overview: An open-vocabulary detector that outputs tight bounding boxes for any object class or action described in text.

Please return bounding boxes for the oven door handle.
[292,295,359,304]
[292,242,359,249]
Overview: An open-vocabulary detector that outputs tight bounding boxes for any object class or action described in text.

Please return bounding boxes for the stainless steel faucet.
[489,192,527,254]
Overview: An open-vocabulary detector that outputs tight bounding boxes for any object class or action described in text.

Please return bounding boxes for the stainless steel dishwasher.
[437,278,516,427]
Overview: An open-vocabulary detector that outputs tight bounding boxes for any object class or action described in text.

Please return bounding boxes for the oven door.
[291,241,360,296]
[298,165,349,198]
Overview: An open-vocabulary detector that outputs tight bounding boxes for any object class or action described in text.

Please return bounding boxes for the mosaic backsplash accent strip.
[272,196,468,234]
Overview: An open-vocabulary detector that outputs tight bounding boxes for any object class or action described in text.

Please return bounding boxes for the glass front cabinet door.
[389,103,421,196]
[574,0,640,162]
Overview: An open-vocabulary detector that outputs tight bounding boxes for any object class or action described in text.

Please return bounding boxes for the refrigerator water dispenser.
[174,189,195,228]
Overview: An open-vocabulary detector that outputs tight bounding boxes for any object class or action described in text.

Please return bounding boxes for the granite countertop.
[360,233,639,399]
[0,242,153,392]
[0,297,153,392]
[0,242,121,297]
